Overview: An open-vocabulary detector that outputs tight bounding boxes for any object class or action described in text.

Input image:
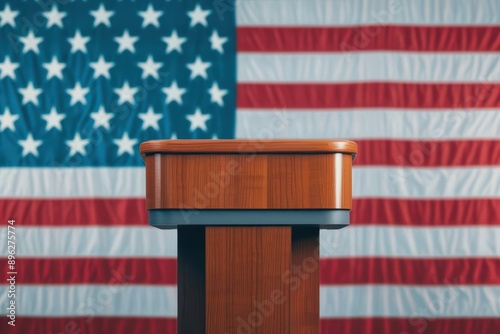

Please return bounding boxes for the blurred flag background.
[0,0,499,333]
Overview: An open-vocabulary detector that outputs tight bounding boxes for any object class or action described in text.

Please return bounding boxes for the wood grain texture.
[206,227,291,334]
[145,153,353,210]
[140,139,357,154]
[175,214,323,333]
[144,141,355,333]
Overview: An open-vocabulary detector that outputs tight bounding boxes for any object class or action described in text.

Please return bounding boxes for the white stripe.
[319,227,500,258]
[0,227,177,258]
[354,166,500,198]
[0,285,497,317]
[1,165,499,198]
[320,285,500,317]
[2,227,498,258]
[0,167,145,198]
[236,109,500,140]
[0,285,176,317]
[237,0,500,26]
[238,53,500,83]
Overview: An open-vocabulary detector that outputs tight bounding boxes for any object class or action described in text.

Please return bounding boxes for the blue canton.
[0,0,236,167]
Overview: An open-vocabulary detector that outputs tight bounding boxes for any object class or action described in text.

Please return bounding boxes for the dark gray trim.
[149,209,350,230]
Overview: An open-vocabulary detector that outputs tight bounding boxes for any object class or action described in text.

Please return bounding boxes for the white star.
[138,55,162,79]
[114,133,138,156]
[186,56,211,80]
[0,108,19,132]
[114,81,138,105]
[20,31,43,54]
[187,4,211,27]
[66,83,89,106]
[90,4,114,27]
[43,5,66,28]
[208,82,228,106]
[19,82,42,106]
[19,133,42,157]
[138,4,163,28]
[41,107,65,131]
[0,56,19,79]
[210,30,228,54]
[68,30,90,53]
[66,133,89,156]
[162,81,186,105]
[186,108,211,132]
[138,107,163,131]
[0,4,18,27]
[90,106,113,130]
[114,30,138,53]
[90,55,114,79]
[43,56,65,80]
[162,30,187,54]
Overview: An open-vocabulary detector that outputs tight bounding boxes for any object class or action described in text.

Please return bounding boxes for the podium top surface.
[140,139,357,155]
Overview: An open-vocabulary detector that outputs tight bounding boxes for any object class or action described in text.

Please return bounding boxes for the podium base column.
[178,226,319,334]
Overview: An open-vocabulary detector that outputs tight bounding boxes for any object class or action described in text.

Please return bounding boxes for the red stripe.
[354,140,500,166]
[238,26,500,52]
[3,318,498,334]
[320,258,500,285]
[321,318,500,334]
[0,317,176,334]
[5,257,497,285]
[352,198,500,226]
[2,198,498,226]
[1,198,148,226]
[237,83,500,108]
[1,258,176,284]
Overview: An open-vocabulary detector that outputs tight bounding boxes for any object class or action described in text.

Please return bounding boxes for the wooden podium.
[140,139,357,334]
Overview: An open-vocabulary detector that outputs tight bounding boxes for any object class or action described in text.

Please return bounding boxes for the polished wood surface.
[140,139,357,154]
[177,226,320,333]
[143,140,357,333]
[145,153,353,210]
[206,227,291,333]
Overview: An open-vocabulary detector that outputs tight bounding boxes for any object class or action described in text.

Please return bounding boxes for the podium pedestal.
[140,140,357,333]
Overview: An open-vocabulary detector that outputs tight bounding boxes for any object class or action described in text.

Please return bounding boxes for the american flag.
[1,0,499,333]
